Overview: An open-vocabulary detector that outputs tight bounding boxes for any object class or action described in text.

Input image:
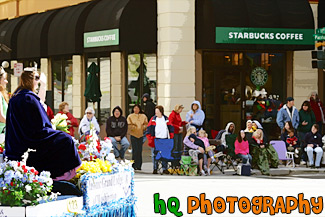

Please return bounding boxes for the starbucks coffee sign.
[251,67,268,87]
[215,27,314,45]
[84,29,119,48]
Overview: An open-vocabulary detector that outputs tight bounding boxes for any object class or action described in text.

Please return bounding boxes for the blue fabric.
[276,105,299,129]
[186,101,205,127]
[4,89,81,179]
[154,139,174,161]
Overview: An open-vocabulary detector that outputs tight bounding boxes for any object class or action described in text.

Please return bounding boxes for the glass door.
[202,52,245,135]
[202,51,286,140]
[126,53,157,115]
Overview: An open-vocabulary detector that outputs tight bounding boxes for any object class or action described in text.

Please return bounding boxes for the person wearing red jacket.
[58,102,79,137]
[168,104,187,154]
[309,92,325,134]
[146,105,174,174]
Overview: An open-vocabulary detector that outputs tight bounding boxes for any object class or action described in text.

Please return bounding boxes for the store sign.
[250,67,268,87]
[215,27,314,45]
[84,29,119,48]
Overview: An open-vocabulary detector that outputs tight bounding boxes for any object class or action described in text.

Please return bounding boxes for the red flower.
[34,171,39,175]
[0,147,3,153]
[78,144,87,151]
[30,169,35,173]
[22,165,26,170]
[94,155,97,159]
[33,180,38,183]
[96,145,101,152]
[7,190,10,194]
[23,169,28,173]
[97,140,100,145]
[10,182,13,186]
[39,182,43,186]
[18,162,20,167]
[90,156,93,161]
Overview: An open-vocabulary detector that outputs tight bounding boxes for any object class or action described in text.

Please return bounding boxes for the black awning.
[17,11,57,59]
[0,17,27,60]
[84,0,157,53]
[196,0,315,51]
[48,1,95,56]
[319,0,325,28]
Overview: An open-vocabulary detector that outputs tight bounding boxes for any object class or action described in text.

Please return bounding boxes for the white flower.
[25,185,32,193]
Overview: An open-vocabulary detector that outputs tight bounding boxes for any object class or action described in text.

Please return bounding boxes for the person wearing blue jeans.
[237,153,252,164]
[305,124,323,168]
[109,136,130,160]
[106,106,130,160]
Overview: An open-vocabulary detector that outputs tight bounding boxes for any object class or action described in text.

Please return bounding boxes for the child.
[235,130,252,164]
[189,134,205,151]
[198,130,215,162]
[285,129,300,158]
[198,130,214,175]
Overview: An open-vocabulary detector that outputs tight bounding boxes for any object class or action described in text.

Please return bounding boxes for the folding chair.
[270,140,295,167]
[224,134,239,171]
[154,139,180,174]
[208,139,226,174]
[180,155,197,175]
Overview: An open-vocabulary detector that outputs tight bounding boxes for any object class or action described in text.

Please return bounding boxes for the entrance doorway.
[202,51,286,140]
[126,53,157,115]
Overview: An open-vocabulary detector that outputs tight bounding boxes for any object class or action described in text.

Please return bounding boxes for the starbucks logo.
[250,67,268,87]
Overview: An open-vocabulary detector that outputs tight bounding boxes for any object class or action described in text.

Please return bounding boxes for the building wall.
[0,0,91,20]
[157,0,196,119]
[293,3,318,108]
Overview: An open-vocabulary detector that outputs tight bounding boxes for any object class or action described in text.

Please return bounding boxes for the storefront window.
[86,57,111,124]
[203,51,286,140]
[126,53,157,115]
[52,58,73,113]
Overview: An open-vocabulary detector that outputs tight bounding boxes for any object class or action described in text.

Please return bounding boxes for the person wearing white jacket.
[79,107,100,136]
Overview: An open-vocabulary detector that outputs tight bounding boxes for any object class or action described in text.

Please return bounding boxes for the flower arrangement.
[51,113,70,133]
[0,149,58,206]
[0,143,4,154]
[76,125,114,162]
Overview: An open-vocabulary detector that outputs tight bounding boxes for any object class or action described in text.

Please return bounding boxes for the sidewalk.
[133,162,325,177]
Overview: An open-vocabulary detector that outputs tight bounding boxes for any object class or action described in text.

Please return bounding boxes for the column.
[111,52,123,109]
[293,4,318,107]
[40,58,50,90]
[157,0,195,118]
[72,55,82,119]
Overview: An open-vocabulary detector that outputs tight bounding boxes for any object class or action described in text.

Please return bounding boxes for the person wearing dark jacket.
[142,93,156,121]
[305,124,323,168]
[106,106,130,160]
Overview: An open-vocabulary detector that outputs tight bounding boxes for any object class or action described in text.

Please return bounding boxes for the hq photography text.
[153,193,323,216]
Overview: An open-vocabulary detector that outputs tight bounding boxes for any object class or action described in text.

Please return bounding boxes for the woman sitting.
[305,124,323,168]
[79,107,100,136]
[183,126,205,175]
[4,70,81,180]
[249,129,279,175]
[235,130,252,164]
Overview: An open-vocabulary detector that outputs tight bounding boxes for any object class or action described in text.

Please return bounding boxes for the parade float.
[0,116,136,217]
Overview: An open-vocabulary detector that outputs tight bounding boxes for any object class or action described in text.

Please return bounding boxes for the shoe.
[200,170,206,176]
[163,170,170,175]
[307,162,314,168]
[300,160,306,165]
[153,169,158,174]
[207,168,211,176]
[137,168,142,171]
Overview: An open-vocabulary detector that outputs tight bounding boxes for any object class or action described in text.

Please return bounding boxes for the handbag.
[237,158,251,176]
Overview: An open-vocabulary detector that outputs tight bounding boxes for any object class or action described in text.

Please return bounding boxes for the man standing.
[142,93,156,121]
[106,106,130,160]
[276,97,299,130]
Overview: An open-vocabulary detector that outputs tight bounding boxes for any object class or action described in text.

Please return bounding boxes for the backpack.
[215,130,226,140]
